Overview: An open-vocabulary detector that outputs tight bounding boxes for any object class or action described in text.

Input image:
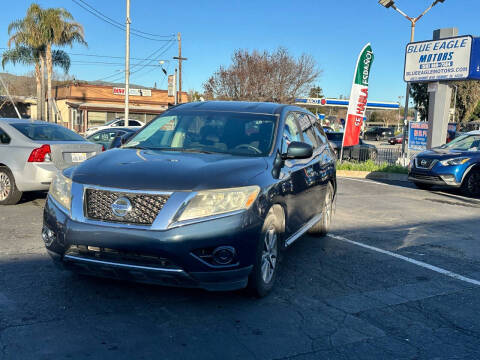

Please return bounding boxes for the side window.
[132,121,142,126]
[296,113,318,149]
[0,128,11,144]
[116,120,125,127]
[309,115,327,145]
[282,113,302,152]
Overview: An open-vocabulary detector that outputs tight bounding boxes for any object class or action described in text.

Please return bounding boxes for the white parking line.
[329,234,480,287]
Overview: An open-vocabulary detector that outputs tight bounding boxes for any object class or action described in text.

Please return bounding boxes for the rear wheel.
[308,182,334,237]
[248,211,281,297]
[413,182,433,190]
[461,170,480,197]
[0,167,22,205]
[375,135,380,141]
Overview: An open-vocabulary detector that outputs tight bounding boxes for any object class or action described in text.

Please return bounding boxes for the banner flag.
[342,44,374,147]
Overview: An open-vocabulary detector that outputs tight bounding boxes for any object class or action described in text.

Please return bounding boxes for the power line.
[75,0,173,38]
[71,0,175,42]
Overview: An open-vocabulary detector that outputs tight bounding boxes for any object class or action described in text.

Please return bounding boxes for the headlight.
[49,173,72,211]
[440,157,470,166]
[175,186,260,223]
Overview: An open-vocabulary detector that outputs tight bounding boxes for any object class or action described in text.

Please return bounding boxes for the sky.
[0,0,478,104]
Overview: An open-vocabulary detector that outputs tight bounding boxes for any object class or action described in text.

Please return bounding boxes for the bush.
[337,160,408,174]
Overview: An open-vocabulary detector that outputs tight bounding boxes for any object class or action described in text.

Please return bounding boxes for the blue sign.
[408,122,428,150]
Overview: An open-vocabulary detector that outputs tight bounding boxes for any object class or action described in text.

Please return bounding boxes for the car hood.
[68,148,268,191]
[416,148,473,160]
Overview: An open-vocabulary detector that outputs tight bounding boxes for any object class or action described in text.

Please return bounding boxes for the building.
[31,83,187,133]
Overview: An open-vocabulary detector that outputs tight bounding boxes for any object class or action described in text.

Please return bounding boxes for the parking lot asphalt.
[1,179,480,360]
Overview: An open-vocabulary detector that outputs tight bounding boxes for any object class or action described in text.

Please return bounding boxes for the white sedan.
[84,118,144,137]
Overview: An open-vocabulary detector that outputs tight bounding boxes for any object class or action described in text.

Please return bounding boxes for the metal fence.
[338,145,421,166]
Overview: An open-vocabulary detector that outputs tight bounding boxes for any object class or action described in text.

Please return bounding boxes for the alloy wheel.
[261,227,277,284]
[0,172,11,201]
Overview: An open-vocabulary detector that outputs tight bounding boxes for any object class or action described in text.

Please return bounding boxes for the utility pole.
[174,68,178,105]
[124,0,131,126]
[173,32,187,103]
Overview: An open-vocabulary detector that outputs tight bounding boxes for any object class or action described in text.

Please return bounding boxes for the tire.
[248,210,281,298]
[375,135,380,142]
[370,150,378,161]
[461,169,480,197]
[0,167,22,205]
[308,182,334,237]
[413,182,433,190]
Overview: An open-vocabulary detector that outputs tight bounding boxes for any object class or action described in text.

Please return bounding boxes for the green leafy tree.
[409,83,429,121]
[42,7,86,122]
[7,4,46,119]
[309,85,323,98]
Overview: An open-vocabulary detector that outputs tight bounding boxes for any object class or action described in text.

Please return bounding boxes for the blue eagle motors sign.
[404,35,480,82]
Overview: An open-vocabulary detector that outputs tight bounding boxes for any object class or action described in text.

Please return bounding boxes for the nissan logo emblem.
[111,196,132,217]
[420,159,427,166]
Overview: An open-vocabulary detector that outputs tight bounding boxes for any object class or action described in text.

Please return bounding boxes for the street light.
[378,0,446,158]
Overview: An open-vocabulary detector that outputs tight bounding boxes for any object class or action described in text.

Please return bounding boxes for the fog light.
[42,226,56,246]
[212,246,236,265]
[440,174,456,184]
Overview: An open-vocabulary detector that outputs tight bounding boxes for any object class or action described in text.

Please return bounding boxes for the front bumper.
[409,164,463,188]
[43,196,263,291]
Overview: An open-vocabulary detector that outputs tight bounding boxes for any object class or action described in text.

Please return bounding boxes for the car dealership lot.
[1,180,480,359]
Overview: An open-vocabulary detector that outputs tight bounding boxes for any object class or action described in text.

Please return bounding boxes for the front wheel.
[0,167,22,205]
[308,182,334,237]
[461,170,480,197]
[248,211,281,297]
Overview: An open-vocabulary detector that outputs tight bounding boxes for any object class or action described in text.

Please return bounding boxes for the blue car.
[408,131,480,196]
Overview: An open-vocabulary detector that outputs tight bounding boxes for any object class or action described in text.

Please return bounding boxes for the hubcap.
[0,172,11,201]
[261,227,277,284]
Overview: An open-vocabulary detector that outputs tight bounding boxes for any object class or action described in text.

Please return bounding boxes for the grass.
[337,159,408,174]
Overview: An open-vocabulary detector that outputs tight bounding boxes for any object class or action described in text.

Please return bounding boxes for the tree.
[410,80,480,124]
[309,85,323,98]
[409,83,429,121]
[7,3,46,119]
[203,47,320,103]
[7,3,85,122]
[42,7,86,122]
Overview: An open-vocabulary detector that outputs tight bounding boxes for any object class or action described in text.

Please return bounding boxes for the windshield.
[440,134,480,151]
[326,133,344,141]
[11,123,84,141]
[125,110,277,156]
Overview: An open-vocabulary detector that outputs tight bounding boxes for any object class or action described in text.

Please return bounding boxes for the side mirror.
[120,132,135,145]
[283,141,313,159]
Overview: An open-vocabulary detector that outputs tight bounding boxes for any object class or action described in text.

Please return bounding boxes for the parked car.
[408,130,480,196]
[84,118,144,137]
[326,132,378,161]
[42,101,337,297]
[363,127,394,141]
[86,128,137,150]
[388,133,407,145]
[323,126,334,133]
[0,119,102,205]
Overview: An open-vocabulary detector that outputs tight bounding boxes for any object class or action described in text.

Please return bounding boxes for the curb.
[337,170,409,182]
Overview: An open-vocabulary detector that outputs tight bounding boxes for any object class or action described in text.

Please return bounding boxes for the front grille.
[85,188,169,225]
[415,158,436,169]
[66,245,180,269]
[410,173,442,182]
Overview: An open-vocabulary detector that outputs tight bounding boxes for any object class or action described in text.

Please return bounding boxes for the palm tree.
[2,46,71,120]
[7,4,46,120]
[42,8,87,122]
